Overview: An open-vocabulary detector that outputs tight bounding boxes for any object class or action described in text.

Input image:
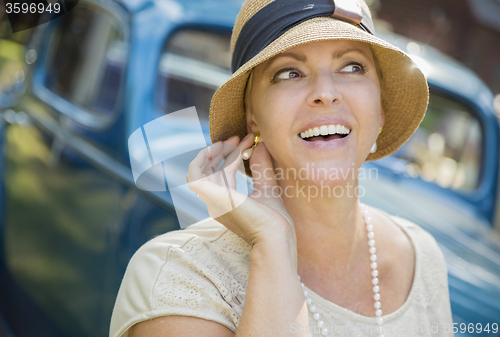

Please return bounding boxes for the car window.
[44,4,127,118]
[156,29,231,122]
[393,94,482,191]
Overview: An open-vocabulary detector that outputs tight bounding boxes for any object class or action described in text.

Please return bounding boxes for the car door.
[0,2,149,337]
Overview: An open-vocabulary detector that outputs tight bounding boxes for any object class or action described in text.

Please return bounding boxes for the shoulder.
[386,214,450,289]
[126,217,251,274]
[369,206,451,298]
[109,218,251,337]
[368,205,445,265]
[374,209,454,328]
[386,213,447,269]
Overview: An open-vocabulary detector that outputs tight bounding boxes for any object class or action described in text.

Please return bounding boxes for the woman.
[110,0,454,336]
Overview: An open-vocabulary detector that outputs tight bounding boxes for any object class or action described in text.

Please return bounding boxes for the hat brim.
[209,16,429,177]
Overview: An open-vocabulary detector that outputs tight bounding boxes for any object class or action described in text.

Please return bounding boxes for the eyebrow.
[262,48,371,74]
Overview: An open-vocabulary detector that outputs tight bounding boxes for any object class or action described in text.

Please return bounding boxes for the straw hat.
[209,0,429,177]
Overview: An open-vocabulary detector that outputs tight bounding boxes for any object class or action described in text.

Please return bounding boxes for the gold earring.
[242,132,260,160]
[378,126,382,135]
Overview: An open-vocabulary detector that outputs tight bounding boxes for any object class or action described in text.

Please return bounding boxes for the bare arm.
[128,315,235,337]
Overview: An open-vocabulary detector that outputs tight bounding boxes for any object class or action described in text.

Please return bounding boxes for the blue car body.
[0,0,499,336]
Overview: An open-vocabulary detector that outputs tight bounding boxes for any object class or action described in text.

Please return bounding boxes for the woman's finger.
[219,133,255,189]
[187,140,231,181]
[187,136,247,194]
[207,139,239,170]
[218,150,240,190]
[187,144,223,189]
[186,147,211,183]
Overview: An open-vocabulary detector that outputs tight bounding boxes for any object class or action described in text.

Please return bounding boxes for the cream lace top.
[109,214,454,337]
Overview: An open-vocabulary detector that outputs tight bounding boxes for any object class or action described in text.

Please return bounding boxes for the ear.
[379,105,385,130]
[245,107,258,134]
[244,71,258,134]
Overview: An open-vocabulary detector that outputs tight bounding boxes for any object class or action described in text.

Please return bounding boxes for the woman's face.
[245,39,384,186]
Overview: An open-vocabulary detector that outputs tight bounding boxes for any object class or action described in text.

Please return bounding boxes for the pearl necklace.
[298,202,384,336]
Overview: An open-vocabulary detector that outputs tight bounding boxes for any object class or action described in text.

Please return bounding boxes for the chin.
[291,161,358,184]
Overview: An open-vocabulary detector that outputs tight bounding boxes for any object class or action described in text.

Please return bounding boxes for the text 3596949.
[5,2,60,14]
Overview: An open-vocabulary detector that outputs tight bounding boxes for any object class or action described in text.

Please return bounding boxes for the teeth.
[299,124,351,139]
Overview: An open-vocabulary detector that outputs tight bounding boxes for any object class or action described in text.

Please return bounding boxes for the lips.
[304,134,347,142]
[296,118,353,148]
[297,124,350,142]
[298,130,351,149]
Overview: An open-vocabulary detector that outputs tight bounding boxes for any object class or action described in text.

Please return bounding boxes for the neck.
[277,175,367,279]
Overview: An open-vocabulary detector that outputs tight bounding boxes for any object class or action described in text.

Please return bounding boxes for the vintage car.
[0,0,499,336]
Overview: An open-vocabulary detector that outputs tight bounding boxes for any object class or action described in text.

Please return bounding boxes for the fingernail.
[228,135,239,141]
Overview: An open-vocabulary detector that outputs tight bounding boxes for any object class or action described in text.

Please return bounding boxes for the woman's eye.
[340,63,366,74]
[273,68,302,81]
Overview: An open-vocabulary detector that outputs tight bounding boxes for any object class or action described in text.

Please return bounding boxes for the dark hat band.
[231,0,374,73]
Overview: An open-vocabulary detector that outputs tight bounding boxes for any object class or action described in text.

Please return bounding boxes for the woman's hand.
[186,133,295,247]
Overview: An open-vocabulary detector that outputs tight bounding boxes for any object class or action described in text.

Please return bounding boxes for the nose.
[307,70,342,107]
